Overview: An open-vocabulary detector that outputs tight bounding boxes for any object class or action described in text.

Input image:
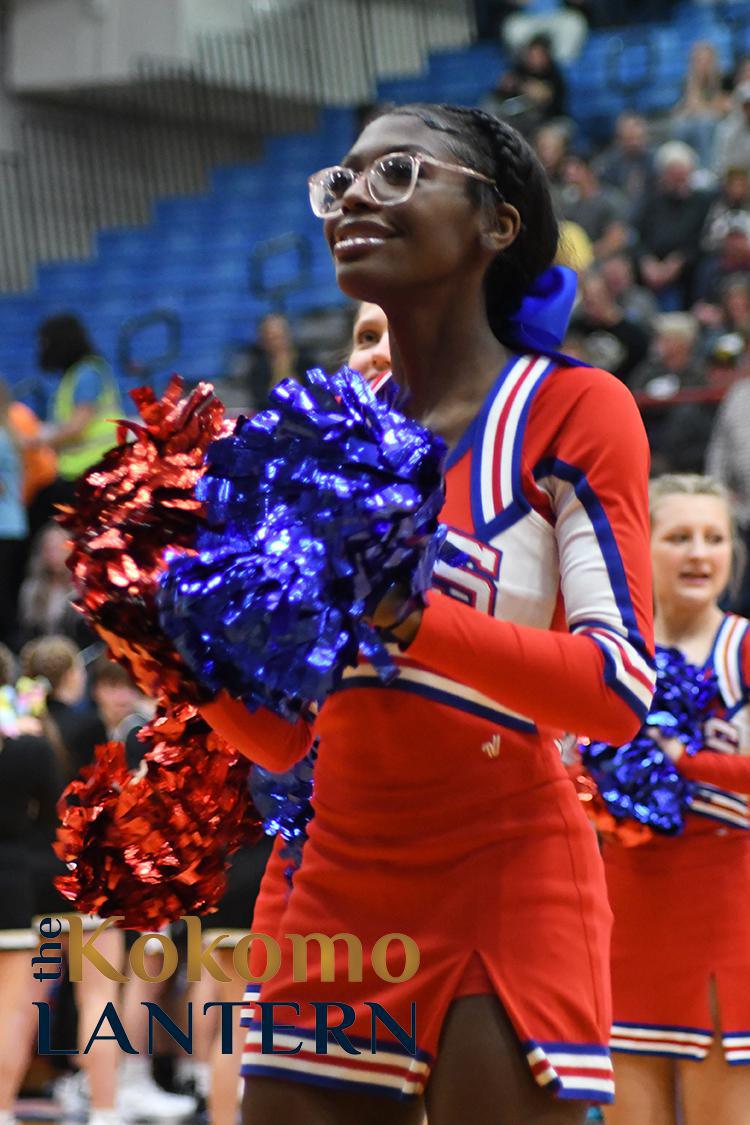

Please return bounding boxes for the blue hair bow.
[503,265,578,354]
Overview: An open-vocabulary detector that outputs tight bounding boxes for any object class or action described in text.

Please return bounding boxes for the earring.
[482,231,504,251]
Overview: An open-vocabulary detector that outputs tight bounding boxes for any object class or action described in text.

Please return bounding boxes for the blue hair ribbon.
[504,264,578,354]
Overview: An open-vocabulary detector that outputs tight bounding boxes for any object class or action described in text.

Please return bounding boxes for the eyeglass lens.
[313,153,418,214]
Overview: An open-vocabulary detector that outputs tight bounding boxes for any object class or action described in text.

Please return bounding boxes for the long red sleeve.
[409,590,641,744]
[408,370,655,745]
[676,749,750,795]
[200,692,315,771]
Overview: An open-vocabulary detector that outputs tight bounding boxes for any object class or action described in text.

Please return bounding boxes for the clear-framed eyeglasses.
[307,150,498,218]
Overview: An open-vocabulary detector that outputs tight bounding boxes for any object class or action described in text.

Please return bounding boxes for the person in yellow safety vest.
[34,313,122,481]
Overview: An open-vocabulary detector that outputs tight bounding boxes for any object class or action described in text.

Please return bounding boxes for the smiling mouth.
[333,235,392,259]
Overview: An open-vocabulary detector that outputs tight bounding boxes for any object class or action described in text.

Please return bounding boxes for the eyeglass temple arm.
[420,155,495,187]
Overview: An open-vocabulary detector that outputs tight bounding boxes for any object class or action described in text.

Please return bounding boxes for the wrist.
[383,605,423,649]
[661,736,687,764]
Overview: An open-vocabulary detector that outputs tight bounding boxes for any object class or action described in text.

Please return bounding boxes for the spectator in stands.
[716,274,750,341]
[705,330,749,397]
[631,313,713,474]
[20,635,105,776]
[5,397,56,519]
[0,641,61,1125]
[20,638,195,1123]
[533,121,569,211]
[631,312,705,396]
[568,270,651,383]
[636,141,714,310]
[89,655,153,750]
[706,374,750,614]
[32,313,121,494]
[595,112,654,220]
[17,522,93,649]
[701,166,750,253]
[729,53,750,94]
[599,252,659,328]
[502,2,589,65]
[485,33,567,135]
[560,154,630,259]
[15,633,126,1125]
[695,273,750,359]
[0,379,28,649]
[693,212,750,304]
[227,313,315,414]
[5,391,66,544]
[713,81,750,177]
[672,41,731,169]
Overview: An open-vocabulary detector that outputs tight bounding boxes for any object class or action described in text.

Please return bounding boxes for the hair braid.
[380,103,560,345]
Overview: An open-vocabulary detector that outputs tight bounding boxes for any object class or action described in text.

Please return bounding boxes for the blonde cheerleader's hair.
[649,472,730,513]
[649,472,746,599]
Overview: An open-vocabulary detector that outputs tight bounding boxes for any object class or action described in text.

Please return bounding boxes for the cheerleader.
[347,300,390,388]
[197,104,655,1125]
[604,474,750,1125]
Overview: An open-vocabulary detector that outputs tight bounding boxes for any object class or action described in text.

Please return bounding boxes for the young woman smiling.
[348,301,391,389]
[193,103,656,1125]
[604,474,750,1125]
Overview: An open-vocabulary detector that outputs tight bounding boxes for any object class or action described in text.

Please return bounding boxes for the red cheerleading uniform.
[606,613,750,1065]
[202,353,655,1105]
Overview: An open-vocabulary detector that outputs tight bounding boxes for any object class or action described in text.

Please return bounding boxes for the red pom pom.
[572,768,654,847]
[55,709,262,929]
[58,377,228,702]
[54,379,264,929]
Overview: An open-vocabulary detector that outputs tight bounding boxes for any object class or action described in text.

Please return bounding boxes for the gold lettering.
[371,934,420,983]
[184,916,231,983]
[67,917,128,983]
[233,933,281,983]
[129,933,179,983]
[285,933,363,983]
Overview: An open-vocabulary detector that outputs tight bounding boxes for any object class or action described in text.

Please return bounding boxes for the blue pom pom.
[582,645,719,835]
[250,744,317,887]
[157,367,450,719]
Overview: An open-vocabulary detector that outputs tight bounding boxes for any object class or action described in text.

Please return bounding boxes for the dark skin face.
[321,114,521,447]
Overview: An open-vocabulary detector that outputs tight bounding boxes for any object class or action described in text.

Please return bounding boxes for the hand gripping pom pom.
[578,646,720,842]
[157,367,453,719]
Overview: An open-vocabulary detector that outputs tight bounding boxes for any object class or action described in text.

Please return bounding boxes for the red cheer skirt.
[605,827,750,1064]
[236,688,615,1103]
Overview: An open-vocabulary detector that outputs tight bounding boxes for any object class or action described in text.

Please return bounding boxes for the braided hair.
[373,104,559,346]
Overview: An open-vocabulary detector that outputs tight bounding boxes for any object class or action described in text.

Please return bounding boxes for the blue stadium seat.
[36,260,97,295]
[0,295,41,333]
[377,76,433,103]
[93,260,154,291]
[97,228,161,260]
[174,346,224,381]
[283,284,346,316]
[318,107,357,146]
[153,196,213,226]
